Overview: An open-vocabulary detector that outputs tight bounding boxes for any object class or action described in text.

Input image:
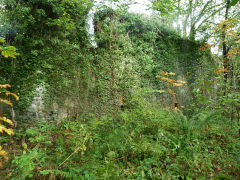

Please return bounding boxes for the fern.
[170,110,222,140]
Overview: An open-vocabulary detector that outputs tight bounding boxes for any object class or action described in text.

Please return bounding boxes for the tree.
[151,0,239,41]
[222,0,231,83]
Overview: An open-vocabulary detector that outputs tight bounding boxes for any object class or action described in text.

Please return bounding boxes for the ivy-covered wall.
[0,0,94,118]
[0,4,204,120]
[93,10,203,108]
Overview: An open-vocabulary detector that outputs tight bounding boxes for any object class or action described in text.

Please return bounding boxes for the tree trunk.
[222,0,230,84]
[0,105,3,125]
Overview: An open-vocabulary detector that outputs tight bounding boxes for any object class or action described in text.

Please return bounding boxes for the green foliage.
[93,10,202,109]
[1,95,239,179]
[0,1,204,119]
[0,0,94,112]
[152,0,179,15]
[0,1,239,180]
[0,38,19,58]
[12,148,46,179]
[229,0,240,7]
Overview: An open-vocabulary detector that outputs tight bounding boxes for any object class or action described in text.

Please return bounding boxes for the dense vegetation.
[0,0,239,179]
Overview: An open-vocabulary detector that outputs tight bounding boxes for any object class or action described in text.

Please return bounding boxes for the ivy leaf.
[1,46,19,58]
[0,38,5,43]
[229,0,239,7]
[6,46,17,51]
[1,50,10,58]
[150,90,165,93]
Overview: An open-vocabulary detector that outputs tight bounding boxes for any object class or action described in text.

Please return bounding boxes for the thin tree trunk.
[222,0,230,84]
[189,0,195,40]
[11,106,17,127]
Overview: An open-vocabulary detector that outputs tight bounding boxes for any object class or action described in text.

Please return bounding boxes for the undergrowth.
[0,105,239,179]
